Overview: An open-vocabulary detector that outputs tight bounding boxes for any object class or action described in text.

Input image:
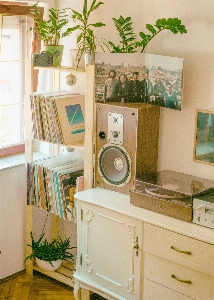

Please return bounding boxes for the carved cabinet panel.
[77,201,143,299]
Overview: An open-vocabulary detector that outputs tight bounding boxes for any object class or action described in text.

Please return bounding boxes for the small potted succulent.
[29,1,78,66]
[25,231,76,272]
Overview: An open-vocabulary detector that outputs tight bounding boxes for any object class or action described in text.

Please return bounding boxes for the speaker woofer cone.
[98,144,131,186]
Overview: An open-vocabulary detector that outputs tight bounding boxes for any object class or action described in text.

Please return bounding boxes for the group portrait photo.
[95,53,184,111]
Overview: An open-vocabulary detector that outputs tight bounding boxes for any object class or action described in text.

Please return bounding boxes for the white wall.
[58,0,214,180]
[0,165,25,279]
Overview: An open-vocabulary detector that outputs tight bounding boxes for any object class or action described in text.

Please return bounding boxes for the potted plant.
[69,0,108,67]
[25,231,76,272]
[109,16,187,53]
[29,1,78,66]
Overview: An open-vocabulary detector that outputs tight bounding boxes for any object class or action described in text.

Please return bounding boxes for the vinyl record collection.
[30,91,85,145]
[27,155,84,221]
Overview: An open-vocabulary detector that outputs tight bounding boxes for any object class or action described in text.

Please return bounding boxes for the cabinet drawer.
[144,279,193,300]
[144,253,214,300]
[144,223,214,276]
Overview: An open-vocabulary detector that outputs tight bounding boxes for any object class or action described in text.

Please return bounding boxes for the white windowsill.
[0,152,48,171]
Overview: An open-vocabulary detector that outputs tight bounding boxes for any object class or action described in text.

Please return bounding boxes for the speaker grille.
[98,144,131,186]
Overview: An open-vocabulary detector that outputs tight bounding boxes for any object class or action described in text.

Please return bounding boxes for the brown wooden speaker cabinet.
[95,102,160,195]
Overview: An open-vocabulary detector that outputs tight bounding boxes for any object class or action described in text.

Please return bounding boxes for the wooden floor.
[0,271,75,300]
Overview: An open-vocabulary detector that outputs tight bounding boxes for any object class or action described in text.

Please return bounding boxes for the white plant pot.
[70,49,85,69]
[85,52,95,66]
[36,258,62,272]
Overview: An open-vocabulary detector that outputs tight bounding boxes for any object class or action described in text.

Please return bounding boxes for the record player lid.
[136,170,214,196]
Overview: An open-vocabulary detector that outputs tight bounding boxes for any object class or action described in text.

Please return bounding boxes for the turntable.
[130,170,214,222]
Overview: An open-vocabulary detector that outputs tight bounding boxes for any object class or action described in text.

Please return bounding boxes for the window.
[0,3,42,158]
[0,16,29,147]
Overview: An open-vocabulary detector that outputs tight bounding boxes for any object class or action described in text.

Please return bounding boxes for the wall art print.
[95,53,184,111]
[194,109,214,166]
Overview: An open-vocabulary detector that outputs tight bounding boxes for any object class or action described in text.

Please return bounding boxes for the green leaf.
[139,31,147,39]
[146,24,157,34]
[124,17,132,23]
[178,24,187,33]
[156,18,167,28]
[169,28,178,34]
[49,9,57,18]
[77,33,83,43]
[89,2,104,14]
[62,25,80,36]
[83,0,87,18]
[71,9,83,20]
[91,22,106,27]
[171,18,181,26]
[117,15,125,25]
[166,18,173,25]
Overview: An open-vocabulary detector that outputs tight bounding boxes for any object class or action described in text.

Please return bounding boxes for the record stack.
[27,155,84,221]
[30,91,85,145]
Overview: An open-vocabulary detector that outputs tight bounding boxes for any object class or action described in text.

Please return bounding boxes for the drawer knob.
[171,274,192,285]
[171,245,192,255]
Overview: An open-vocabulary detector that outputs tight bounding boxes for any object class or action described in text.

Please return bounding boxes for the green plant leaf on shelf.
[25,231,76,266]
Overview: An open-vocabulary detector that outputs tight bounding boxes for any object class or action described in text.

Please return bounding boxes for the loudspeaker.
[95,102,160,195]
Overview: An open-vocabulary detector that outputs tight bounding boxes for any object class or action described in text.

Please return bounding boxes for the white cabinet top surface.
[75,187,214,245]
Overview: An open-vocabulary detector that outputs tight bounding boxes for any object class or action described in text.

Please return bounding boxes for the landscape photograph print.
[95,53,184,111]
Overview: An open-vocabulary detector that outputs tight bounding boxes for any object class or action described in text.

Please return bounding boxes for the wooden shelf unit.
[25,60,95,284]
[34,262,75,287]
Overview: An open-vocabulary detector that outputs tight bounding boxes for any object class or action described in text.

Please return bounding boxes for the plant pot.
[43,45,64,67]
[70,49,85,69]
[85,52,95,66]
[36,257,62,272]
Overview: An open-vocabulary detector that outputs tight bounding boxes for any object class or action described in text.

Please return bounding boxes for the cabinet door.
[79,202,142,300]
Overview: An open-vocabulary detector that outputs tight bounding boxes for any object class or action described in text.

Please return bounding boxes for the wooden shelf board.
[33,66,85,73]
[33,140,84,148]
[33,265,74,287]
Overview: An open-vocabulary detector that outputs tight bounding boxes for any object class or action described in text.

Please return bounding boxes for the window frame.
[0,1,42,158]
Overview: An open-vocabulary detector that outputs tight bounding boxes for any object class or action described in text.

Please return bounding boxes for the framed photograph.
[95,53,184,111]
[194,109,214,165]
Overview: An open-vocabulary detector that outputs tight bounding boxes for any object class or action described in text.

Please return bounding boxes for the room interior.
[1,0,214,299]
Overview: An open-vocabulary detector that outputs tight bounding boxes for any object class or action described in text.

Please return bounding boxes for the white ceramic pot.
[85,52,95,66]
[36,257,62,272]
[70,49,85,68]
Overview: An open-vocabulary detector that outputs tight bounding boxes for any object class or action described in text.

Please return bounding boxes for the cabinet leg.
[73,282,81,300]
[81,288,91,300]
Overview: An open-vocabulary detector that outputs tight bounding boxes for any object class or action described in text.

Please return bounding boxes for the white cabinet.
[73,188,214,300]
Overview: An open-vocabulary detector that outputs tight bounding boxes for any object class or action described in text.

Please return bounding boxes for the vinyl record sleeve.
[53,95,85,145]
[44,92,76,143]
